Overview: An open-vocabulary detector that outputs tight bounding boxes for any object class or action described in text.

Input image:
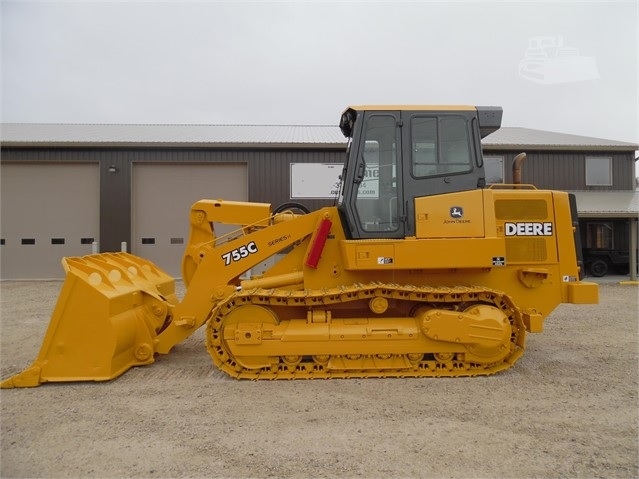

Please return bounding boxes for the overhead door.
[0,163,100,279]
[132,163,248,277]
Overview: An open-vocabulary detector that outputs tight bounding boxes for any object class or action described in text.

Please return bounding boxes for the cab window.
[412,116,472,177]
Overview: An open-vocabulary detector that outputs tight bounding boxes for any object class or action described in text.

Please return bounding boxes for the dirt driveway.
[1,280,637,478]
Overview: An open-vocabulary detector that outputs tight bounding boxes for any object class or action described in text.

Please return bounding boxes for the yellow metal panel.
[491,189,559,264]
[415,190,486,238]
[340,237,505,270]
[194,199,272,227]
[354,243,395,268]
[566,281,599,304]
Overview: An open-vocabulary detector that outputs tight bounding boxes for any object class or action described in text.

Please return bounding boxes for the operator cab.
[337,105,502,239]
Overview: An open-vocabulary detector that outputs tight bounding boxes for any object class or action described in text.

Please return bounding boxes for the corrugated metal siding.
[1,147,348,252]
[118,147,346,210]
[483,150,635,190]
[4,146,633,194]
[3,145,634,236]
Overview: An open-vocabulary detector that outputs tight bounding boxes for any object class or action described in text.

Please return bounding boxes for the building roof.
[2,123,637,152]
[483,127,638,152]
[570,190,639,218]
[0,123,347,149]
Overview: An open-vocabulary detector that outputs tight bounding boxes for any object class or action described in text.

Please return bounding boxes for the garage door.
[132,163,248,277]
[0,163,100,279]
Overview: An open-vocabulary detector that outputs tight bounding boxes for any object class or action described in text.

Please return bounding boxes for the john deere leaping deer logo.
[444,206,470,224]
[450,206,464,218]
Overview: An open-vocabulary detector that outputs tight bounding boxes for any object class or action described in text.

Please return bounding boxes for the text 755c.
[221,241,259,266]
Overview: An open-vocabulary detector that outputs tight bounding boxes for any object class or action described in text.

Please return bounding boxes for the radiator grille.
[505,238,548,262]
[495,199,548,220]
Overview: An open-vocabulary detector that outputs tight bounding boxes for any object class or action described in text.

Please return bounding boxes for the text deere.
[505,222,553,236]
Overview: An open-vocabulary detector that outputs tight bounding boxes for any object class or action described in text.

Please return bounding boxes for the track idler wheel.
[416,304,514,364]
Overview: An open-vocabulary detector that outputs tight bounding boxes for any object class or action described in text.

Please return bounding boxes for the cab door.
[339,111,406,239]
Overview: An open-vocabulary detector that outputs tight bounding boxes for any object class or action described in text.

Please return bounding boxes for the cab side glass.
[412,116,472,178]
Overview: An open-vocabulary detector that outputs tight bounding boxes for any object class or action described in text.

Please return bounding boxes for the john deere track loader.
[1,105,598,387]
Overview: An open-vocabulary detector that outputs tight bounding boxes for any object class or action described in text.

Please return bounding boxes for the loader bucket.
[1,253,176,388]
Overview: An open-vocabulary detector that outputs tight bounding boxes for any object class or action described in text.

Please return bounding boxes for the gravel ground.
[0,279,637,479]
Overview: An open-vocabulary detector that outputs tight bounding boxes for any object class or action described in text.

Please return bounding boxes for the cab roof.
[346,105,476,112]
[339,105,502,139]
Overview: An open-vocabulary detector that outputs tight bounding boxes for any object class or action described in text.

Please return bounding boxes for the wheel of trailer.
[590,259,609,277]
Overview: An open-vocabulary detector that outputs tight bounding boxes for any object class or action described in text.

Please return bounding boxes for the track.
[205,283,526,379]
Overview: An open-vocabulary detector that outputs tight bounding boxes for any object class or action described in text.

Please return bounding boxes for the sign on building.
[290,163,342,199]
[290,163,380,199]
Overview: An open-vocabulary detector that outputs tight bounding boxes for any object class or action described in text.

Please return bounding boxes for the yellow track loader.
[1,105,598,387]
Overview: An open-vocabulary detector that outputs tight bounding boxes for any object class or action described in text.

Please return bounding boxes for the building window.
[586,222,613,249]
[484,156,504,184]
[585,157,612,186]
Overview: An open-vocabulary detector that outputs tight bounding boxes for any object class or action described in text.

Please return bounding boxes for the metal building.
[1,124,346,278]
[1,123,637,279]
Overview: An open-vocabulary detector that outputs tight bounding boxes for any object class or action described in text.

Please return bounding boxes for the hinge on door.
[397,120,403,127]
[400,200,409,224]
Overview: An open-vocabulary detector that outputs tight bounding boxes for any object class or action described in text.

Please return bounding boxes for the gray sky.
[2,1,638,145]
